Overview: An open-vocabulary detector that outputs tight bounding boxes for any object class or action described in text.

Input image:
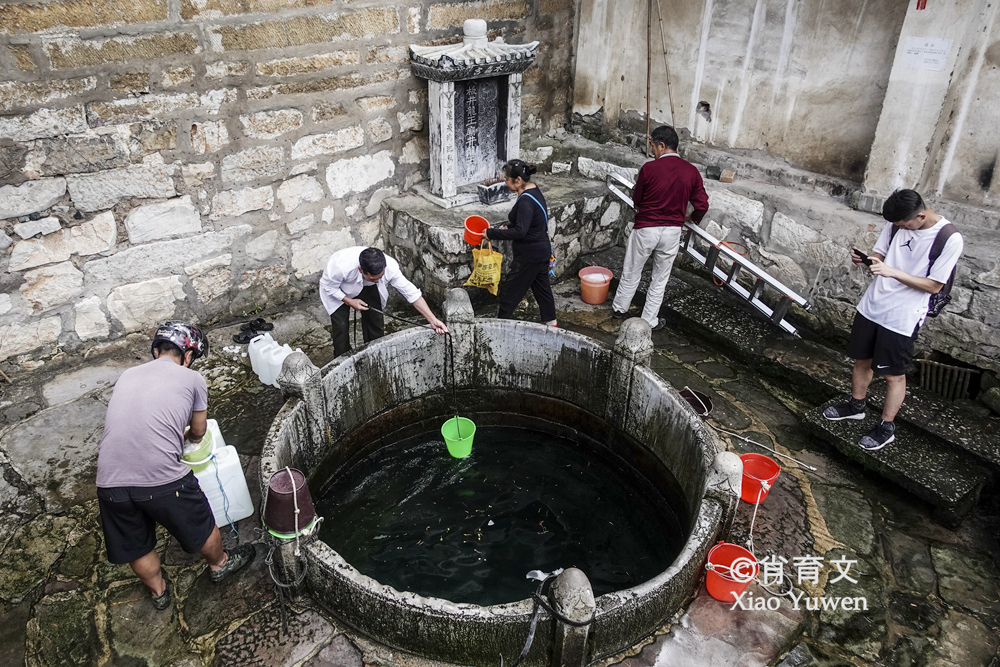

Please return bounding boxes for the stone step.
[653,264,1000,476]
[802,401,988,526]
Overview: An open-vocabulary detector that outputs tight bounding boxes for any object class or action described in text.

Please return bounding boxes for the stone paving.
[0,273,997,666]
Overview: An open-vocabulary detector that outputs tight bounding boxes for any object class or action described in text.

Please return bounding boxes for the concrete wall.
[0,0,575,362]
[865,0,1000,207]
[573,0,908,180]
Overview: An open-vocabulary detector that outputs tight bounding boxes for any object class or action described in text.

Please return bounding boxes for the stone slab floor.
[0,280,997,667]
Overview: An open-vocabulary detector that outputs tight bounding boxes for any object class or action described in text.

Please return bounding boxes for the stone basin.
[259,290,741,666]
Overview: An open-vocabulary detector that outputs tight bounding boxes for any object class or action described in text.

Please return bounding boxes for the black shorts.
[97,471,216,564]
[847,312,918,376]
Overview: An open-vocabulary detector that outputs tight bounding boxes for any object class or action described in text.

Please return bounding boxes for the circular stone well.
[259,291,741,666]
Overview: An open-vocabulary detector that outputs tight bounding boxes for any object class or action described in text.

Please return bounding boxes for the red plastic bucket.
[464,216,489,244]
[705,541,758,602]
[578,266,613,304]
[740,453,780,504]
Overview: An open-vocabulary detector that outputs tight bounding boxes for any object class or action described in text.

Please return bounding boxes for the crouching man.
[96,321,255,610]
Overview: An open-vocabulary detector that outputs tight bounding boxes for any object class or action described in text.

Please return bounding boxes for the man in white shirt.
[319,246,448,356]
[823,189,963,451]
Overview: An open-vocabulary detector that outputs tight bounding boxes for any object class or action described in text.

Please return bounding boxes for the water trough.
[259,289,741,666]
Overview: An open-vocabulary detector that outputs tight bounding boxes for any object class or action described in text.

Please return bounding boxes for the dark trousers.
[330,284,384,357]
[497,260,557,322]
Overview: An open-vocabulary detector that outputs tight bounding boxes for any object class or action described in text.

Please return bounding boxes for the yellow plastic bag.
[464,240,503,296]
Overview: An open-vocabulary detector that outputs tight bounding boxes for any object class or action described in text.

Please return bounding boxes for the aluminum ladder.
[607,172,812,336]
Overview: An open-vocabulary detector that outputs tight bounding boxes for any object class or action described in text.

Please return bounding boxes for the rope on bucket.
[683,385,799,597]
[501,569,594,667]
[444,332,461,438]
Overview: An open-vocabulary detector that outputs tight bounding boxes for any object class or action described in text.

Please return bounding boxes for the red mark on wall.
[916,0,927,9]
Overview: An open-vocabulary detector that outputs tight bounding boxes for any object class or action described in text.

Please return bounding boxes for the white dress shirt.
[318,246,422,315]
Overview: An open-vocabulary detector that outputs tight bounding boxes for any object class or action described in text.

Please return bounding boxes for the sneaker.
[822,399,866,421]
[210,544,256,583]
[611,309,629,320]
[151,569,171,611]
[651,318,667,332]
[859,420,895,451]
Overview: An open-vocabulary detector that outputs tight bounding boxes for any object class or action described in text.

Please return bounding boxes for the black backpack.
[888,222,959,317]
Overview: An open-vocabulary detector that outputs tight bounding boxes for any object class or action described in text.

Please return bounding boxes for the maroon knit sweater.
[632,154,709,228]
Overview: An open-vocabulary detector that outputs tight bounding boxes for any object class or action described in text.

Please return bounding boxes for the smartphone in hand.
[852,247,873,266]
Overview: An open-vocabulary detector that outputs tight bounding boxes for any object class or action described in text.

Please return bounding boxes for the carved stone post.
[606,318,653,429]
[429,79,457,198]
[549,568,595,667]
[706,450,743,535]
[506,72,523,161]
[276,351,328,450]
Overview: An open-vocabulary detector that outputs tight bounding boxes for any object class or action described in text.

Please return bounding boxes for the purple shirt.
[96,356,209,488]
[632,154,709,228]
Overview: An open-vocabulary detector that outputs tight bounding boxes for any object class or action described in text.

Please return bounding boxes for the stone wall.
[538,142,1000,374]
[0,0,576,362]
[572,0,908,181]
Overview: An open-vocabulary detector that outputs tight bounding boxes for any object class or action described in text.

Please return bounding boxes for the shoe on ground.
[611,309,628,320]
[210,544,256,583]
[823,400,866,421]
[151,568,171,611]
[859,421,895,451]
[651,317,667,332]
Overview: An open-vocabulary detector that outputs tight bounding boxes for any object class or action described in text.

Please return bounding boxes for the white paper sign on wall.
[901,36,953,71]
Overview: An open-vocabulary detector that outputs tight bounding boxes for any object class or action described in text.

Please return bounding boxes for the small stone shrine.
[410,19,538,208]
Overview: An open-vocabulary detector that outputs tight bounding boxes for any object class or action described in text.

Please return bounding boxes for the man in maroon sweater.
[612,125,709,330]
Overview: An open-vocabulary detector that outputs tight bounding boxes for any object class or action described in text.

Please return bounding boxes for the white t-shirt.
[856,219,963,336]
[318,246,422,315]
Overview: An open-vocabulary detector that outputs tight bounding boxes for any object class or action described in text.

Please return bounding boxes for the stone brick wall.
[0,0,575,361]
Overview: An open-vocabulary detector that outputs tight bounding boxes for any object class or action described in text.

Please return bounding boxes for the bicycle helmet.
[151,321,209,361]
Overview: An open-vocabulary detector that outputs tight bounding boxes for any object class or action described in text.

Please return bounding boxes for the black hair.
[359,247,387,276]
[503,159,537,182]
[153,340,183,358]
[882,189,925,223]
[650,125,679,150]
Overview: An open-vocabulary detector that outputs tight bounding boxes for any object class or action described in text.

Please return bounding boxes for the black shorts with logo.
[847,312,918,376]
[97,471,215,564]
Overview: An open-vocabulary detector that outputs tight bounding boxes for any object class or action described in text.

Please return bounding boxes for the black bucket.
[679,387,713,418]
[263,468,317,538]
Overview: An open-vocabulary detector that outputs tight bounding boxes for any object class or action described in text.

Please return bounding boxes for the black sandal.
[232,330,262,344]
[243,317,274,332]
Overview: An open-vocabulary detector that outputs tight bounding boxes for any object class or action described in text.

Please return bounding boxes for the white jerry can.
[247,333,300,388]
[188,419,255,527]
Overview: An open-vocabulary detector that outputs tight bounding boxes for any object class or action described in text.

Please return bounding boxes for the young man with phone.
[824,189,963,451]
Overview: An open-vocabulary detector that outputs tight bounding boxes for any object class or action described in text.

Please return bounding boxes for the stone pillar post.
[706,450,743,535]
[506,72,523,160]
[429,79,457,198]
[276,351,328,449]
[548,568,595,667]
[606,318,653,429]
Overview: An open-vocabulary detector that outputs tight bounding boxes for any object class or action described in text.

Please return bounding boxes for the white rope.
[285,466,301,557]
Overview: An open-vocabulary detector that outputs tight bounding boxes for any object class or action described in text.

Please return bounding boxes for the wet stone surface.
[0,285,994,667]
[211,605,341,666]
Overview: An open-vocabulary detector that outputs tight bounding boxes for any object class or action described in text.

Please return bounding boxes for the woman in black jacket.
[482,160,557,326]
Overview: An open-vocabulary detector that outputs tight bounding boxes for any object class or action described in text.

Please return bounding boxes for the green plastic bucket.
[441,417,476,458]
[182,429,215,473]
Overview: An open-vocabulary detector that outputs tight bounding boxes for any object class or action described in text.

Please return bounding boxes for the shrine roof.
[409,39,538,82]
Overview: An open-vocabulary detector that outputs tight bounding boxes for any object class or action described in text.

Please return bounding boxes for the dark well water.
[316,425,687,606]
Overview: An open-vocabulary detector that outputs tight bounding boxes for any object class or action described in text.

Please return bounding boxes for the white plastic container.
[186,419,254,527]
[247,333,300,388]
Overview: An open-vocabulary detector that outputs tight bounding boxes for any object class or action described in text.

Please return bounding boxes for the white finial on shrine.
[463,19,488,45]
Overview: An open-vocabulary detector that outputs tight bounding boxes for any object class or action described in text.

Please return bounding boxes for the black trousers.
[330,284,384,357]
[497,259,557,322]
